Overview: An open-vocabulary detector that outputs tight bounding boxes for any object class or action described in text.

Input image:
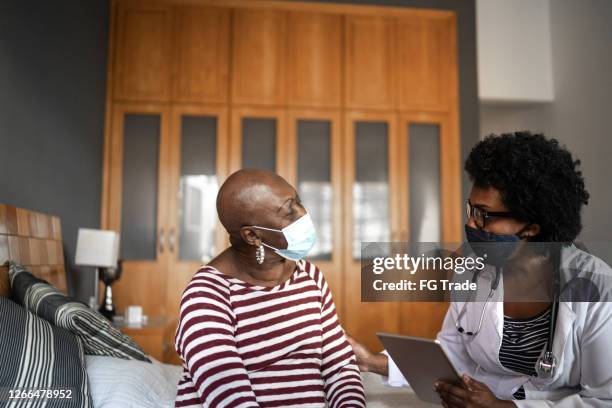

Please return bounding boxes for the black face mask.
[465,224,529,268]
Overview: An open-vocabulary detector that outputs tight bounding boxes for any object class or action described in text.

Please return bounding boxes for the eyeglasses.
[465,200,519,229]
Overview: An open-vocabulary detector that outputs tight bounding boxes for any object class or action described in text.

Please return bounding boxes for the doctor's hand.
[434,375,516,408]
[346,336,389,376]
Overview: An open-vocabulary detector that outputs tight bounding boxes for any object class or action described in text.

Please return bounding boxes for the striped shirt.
[175,260,366,408]
[499,307,552,400]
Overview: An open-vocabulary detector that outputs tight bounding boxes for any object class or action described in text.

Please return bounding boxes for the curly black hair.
[464,131,589,242]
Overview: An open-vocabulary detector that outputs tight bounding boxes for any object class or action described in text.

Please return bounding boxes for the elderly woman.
[174,169,365,408]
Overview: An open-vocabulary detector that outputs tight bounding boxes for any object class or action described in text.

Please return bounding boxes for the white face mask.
[250,213,317,261]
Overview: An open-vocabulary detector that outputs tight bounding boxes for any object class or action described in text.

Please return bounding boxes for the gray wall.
[302,0,480,204]
[0,0,109,301]
[480,0,612,242]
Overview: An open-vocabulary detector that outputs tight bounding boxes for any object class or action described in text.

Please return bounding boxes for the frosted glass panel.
[121,114,160,260]
[353,122,390,259]
[409,123,441,242]
[242,118,276,172]
[178,116,219,263]
[297,120,332,260]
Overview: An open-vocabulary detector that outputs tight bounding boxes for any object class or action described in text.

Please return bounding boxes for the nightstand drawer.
[114,316,177,362]
[127,332,166,360]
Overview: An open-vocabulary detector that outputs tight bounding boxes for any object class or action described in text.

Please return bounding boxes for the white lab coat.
[384,245,612,407]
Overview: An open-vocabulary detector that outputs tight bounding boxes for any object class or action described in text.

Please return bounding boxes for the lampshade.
[75,228,120,268]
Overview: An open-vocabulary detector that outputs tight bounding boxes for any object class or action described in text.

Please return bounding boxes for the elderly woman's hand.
[346,336,389,376]
[434,375,516,408]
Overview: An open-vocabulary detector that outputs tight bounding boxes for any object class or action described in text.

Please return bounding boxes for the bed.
[0,204,182,407]
[0,203,439,408]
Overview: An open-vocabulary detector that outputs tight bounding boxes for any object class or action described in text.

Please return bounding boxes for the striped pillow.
[0,297,92,407]
[9,262,150,363]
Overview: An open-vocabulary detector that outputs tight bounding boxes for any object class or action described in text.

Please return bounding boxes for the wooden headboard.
[0,204,67,294]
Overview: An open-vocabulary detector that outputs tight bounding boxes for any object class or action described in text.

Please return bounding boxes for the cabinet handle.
[169,228,176,253]
[159,228,165,253]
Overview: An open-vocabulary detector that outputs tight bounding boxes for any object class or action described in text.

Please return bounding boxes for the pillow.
[85,355,181,408]
[0,262,9,297]
[8,262,150,362]
[0,297,92,407]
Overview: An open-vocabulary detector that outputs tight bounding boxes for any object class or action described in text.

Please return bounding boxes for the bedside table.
[113,316,177,362]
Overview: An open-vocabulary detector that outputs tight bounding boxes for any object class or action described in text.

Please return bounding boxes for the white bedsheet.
[86,355,182,408]
[86,357,440,407]
[361,372,441,407]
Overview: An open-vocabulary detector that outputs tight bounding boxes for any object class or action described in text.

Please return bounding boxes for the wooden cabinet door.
[231,9,286,106]
[229,108,287,176]
[344,16,396,110]
[286,110,343,313]
[165,105,229,323]
[396,13,457,112]
[397,112,462,244]
[287,12,342,108]
[343,111,401,351]
[172,6,230,103]
[395,112,461,339]
[113,1,172,102]
[105,103,172,317]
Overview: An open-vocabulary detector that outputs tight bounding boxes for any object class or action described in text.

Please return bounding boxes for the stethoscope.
[455,254,560,379]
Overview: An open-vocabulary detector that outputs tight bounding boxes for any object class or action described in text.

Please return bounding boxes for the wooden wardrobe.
[101,0,462,362]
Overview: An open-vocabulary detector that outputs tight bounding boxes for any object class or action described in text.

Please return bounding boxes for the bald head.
[216,169,296,234]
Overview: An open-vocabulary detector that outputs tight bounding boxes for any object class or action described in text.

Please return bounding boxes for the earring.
[256,244,265,264]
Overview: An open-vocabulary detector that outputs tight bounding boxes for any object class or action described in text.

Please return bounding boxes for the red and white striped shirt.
[174,260,366,408]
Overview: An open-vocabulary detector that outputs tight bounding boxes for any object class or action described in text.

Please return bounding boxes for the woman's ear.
[522,223,541,239]
[240,227,261,247]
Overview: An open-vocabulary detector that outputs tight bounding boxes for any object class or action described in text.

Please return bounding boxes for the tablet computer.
[377,332,461,404]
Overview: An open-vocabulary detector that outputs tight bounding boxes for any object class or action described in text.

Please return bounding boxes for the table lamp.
[75,228,121,319]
